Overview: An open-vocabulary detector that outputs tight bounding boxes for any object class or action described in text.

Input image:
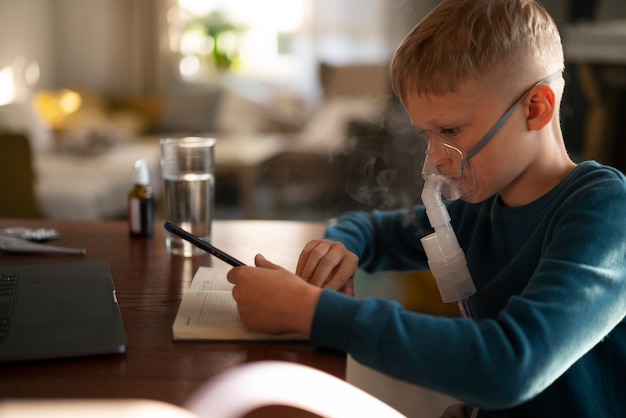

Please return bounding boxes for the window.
[166,0,416,104]
[168,0,309,90]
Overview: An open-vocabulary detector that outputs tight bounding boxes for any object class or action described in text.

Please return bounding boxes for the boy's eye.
[440,127,459,136]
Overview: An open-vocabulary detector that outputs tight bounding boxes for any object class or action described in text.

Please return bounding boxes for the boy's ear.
[526,85,556,131]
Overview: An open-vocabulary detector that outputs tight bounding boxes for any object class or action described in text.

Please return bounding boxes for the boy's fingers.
[254,253,283,270]
[226,266,246,284]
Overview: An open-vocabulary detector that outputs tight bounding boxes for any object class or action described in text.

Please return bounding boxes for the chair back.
[0,132,40,218]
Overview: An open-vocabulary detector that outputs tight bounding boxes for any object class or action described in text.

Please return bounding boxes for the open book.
[172,267,307,341]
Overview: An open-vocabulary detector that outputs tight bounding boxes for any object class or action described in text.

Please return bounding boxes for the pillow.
[298,97,387,151]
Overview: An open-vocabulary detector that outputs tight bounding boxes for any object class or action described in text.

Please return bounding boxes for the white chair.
[186,360,406,418]
[0,361,406,418]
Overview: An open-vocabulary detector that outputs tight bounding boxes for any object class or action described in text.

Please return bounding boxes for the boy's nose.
[426,140,456,174]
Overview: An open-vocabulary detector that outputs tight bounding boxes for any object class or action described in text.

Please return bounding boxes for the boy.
[227,0,626,416]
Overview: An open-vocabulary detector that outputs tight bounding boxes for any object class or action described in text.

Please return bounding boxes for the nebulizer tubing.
[420,173,476,318]
[421,173,479,418]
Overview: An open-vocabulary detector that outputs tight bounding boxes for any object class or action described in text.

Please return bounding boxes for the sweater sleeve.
[323,207,431,272]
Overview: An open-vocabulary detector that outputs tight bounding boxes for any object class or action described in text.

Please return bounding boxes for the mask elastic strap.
[463,70,563,165]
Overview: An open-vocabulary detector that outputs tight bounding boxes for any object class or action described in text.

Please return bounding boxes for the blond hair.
[390,0,564,102]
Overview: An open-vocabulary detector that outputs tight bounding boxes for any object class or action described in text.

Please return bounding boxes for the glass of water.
[160,137,216,256]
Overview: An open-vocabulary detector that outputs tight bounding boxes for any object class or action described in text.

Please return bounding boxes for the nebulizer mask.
[421,129,479,202]
[417,70,564,316]
[419,130,477,316]
[417,99,527,311]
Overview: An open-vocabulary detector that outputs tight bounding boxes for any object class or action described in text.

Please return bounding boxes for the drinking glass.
[161,137,216,256]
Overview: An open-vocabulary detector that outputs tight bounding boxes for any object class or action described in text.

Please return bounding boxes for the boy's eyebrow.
[407,89,482,131]
[410,114,470,132]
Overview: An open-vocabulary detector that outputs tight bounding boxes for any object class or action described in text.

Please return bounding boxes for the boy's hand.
[227,254,321,336]
[296,239,358,296]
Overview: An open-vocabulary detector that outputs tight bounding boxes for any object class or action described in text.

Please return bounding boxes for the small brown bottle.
[128,159,154,237]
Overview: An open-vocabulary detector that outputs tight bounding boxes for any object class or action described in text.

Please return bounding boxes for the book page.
[173,267,306,341]
[196,290,243,329]
[188,267,234,292]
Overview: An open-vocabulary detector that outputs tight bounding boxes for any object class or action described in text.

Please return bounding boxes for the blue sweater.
[313,161,626,417]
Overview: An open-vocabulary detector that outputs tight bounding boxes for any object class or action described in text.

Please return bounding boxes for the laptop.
[0,261,127,362]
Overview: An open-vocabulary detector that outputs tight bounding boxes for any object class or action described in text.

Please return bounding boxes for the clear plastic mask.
[421,129,476,201]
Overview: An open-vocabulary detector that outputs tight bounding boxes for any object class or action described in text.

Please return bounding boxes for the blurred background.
[2,0,626,222]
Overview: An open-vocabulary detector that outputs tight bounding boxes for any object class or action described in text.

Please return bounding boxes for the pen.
[163,221,246,266]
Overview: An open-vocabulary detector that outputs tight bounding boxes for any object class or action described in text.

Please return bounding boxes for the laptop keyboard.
[0,273,17,344]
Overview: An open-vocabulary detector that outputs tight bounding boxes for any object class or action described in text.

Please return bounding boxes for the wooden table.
[0,219,343,417]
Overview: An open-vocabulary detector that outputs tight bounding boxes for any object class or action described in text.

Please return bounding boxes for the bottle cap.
[133,159,150,186]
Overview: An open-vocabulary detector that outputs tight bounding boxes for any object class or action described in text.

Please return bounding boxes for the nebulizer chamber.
[420,161,476,309]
